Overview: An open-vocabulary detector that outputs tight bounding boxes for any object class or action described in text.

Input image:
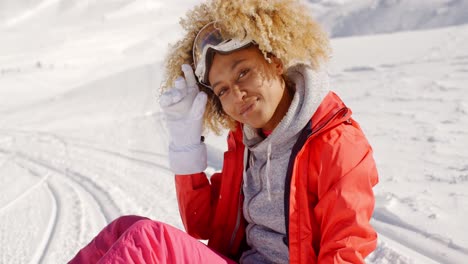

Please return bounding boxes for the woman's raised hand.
[160,64,206,119]
[159,64,208,175]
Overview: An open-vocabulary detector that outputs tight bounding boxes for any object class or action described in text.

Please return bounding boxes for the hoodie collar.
[242,64,330,154]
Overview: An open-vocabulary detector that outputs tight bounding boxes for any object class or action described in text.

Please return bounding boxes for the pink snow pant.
[68,215,237,264]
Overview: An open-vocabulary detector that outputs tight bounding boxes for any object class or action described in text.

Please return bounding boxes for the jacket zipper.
[228,148,250,250]
[228,185,243,250]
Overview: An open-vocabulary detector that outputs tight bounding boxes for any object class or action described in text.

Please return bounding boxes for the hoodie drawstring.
[266,142,272,201]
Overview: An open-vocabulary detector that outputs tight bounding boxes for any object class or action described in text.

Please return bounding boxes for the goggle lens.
[192,22,253,88]
[193,22,224,69]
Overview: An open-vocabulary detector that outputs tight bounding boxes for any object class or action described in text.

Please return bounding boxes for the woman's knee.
[127,218,166,233]
[108,215,149,235]
[112,215,148,225]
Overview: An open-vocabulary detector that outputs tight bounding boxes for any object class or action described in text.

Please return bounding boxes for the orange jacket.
[175,92,379,263]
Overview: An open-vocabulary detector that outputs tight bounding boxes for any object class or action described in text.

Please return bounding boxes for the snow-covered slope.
[331,24,468,263]
[1,0,467,263]
[0,0,169,28]
[307,0,468,37]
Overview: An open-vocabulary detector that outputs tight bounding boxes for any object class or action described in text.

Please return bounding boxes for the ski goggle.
[193,21,254,88]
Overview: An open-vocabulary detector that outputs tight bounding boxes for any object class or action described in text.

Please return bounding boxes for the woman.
[69,0,378,263]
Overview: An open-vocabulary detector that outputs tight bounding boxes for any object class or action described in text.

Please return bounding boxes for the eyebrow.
[211,58,247,90]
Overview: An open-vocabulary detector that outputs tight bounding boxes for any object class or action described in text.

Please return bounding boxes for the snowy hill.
[1,0,468,263]
[307,0,468,37]
[0,0,168,27]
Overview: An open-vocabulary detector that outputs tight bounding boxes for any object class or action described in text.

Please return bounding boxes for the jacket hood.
[242,64,330,153]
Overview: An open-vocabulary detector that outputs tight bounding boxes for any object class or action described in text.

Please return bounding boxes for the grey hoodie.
[240,64,329,264]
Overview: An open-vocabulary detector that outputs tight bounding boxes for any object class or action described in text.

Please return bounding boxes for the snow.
[1,0,467,263]
[306,0,468,37]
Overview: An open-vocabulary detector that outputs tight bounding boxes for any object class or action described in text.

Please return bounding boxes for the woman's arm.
[160,64,216,239]
[175,172,222,240]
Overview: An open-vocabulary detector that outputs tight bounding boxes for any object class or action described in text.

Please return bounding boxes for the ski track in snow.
[30,181,58,264]
[0,154,59,264]
[0,145,61,264]
[0,146,87,263]
[0,141,121,223]
[0,165,48,214]
[34,182,58,264]
[0,127,175,262]
[69,140,168,171]
[372,210,468,264]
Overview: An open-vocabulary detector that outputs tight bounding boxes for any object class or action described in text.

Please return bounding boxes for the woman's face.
[208,46,291,131]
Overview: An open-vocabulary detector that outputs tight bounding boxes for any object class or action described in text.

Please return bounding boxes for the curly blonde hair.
[161,0,331,134]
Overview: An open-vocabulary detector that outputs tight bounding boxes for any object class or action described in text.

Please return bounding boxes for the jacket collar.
[310,91,351,135]
[231,91,350,143]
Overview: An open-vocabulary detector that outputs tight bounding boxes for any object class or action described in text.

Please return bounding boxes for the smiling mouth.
[240,100,257,116]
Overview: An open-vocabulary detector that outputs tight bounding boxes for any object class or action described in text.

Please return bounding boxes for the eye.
[217,87,228,97]
[238,69,249,80]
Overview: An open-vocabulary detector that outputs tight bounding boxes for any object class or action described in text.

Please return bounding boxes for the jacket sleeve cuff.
[168,143,207,175]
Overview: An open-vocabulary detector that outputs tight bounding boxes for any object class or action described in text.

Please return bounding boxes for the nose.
[231,85,246,102]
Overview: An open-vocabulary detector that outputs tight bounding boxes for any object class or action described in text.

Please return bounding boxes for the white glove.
[160,64,208,175]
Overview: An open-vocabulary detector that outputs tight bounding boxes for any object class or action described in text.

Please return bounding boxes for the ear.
[269,55,284,76]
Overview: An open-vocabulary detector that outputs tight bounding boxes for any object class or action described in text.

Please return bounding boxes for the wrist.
[168,142,207,175]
